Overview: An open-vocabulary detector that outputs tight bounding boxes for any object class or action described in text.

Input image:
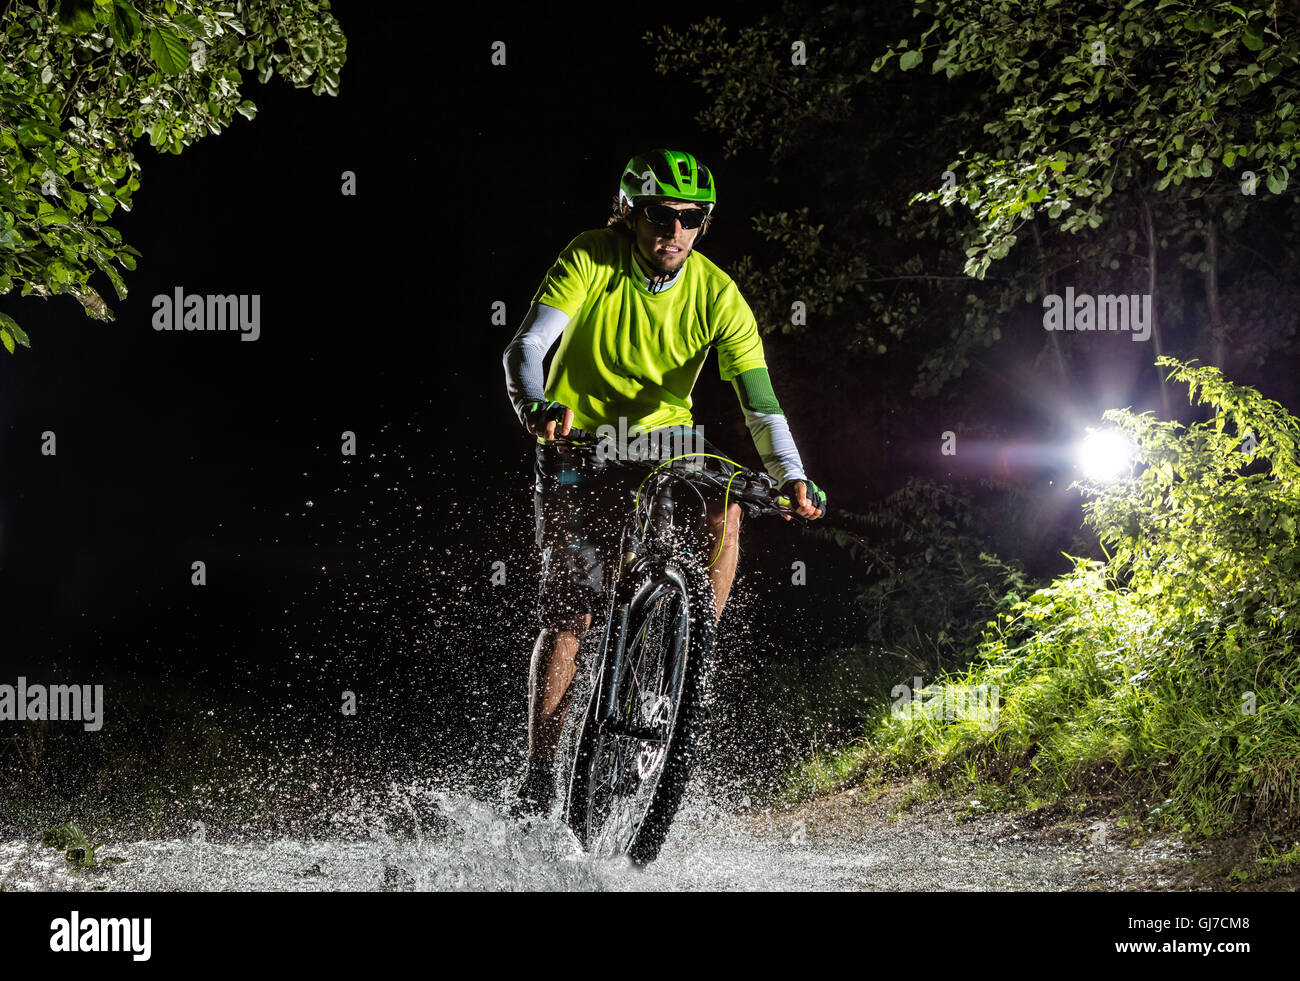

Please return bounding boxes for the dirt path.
[715,783,1275,891]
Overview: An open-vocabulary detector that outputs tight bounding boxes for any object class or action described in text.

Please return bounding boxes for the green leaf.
[1242,28,1264,51]
[93,256,127,299]
[172,12,204,37]
[0,328,14,354]
[0,311,30,347]
[148,26,189,74]
[1223,149,1237,167]
[109,0,142,47]
[899,50,923,71]
[56,0,97,33]
[17,120,61,145]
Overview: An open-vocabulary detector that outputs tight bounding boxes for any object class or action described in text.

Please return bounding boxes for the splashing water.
[0,775,1200,892]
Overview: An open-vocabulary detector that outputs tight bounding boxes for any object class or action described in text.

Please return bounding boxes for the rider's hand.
[524,400,575,451]
[780,478,826,521]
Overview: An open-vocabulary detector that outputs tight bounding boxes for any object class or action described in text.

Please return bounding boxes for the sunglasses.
[641,204,709,230]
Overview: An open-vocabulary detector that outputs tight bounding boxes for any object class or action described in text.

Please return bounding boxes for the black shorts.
[532,430,733,627]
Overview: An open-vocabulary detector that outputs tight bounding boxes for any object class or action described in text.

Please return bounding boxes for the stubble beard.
[637,240,688,278]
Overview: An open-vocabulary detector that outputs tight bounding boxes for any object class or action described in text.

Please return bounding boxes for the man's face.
[626,200,703,277]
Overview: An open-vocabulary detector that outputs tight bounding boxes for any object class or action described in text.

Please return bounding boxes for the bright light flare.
[1077,430,1136,481]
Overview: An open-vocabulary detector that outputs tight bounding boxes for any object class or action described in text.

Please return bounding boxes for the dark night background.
[2,1,1296,809]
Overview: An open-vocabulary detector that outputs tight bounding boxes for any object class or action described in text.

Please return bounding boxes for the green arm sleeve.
[731,367,783,415]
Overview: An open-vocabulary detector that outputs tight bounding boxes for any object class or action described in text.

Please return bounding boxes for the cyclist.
[502,148,826,817]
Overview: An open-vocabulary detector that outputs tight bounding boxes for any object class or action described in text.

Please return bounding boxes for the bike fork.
[592,511,650,731]
[596,600,630,724]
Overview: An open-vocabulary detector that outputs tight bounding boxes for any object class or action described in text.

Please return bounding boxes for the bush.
[799,358,1300,839]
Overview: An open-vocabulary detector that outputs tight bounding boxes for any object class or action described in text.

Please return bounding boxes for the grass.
[1228,840,1300,883]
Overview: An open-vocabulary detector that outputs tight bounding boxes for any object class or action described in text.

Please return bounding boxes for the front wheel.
[564,555,716,865]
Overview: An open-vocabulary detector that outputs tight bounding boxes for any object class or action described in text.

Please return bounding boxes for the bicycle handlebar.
[538,427,806,521]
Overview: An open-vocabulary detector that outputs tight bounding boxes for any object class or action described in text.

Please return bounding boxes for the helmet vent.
[618,149,715,209]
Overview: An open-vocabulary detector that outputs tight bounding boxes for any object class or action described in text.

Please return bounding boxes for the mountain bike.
[548,427,807,865]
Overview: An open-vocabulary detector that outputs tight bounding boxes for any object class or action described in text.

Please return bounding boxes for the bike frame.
[590,468,689,744]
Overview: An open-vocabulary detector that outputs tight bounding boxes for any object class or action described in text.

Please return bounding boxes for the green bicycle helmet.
[618,149,716,213]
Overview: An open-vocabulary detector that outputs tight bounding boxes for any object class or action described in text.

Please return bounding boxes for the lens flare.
[1078,431,1136,481]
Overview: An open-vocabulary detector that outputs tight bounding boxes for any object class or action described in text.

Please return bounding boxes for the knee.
[706,500,742,537]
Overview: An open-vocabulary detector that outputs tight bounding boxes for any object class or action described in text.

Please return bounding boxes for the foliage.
[41,819,125,869]
[877,0,1300,277]
[1228,838,1300,881]
[0,0,346,352]
[652,1,1300,399]
[806,359,1300,839]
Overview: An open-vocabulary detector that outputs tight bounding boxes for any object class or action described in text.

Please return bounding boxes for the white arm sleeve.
[503,302,570,425]
[741,409,807,486]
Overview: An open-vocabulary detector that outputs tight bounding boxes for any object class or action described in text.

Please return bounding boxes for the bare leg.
[526,612,593,770]
[703,499,742,622]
